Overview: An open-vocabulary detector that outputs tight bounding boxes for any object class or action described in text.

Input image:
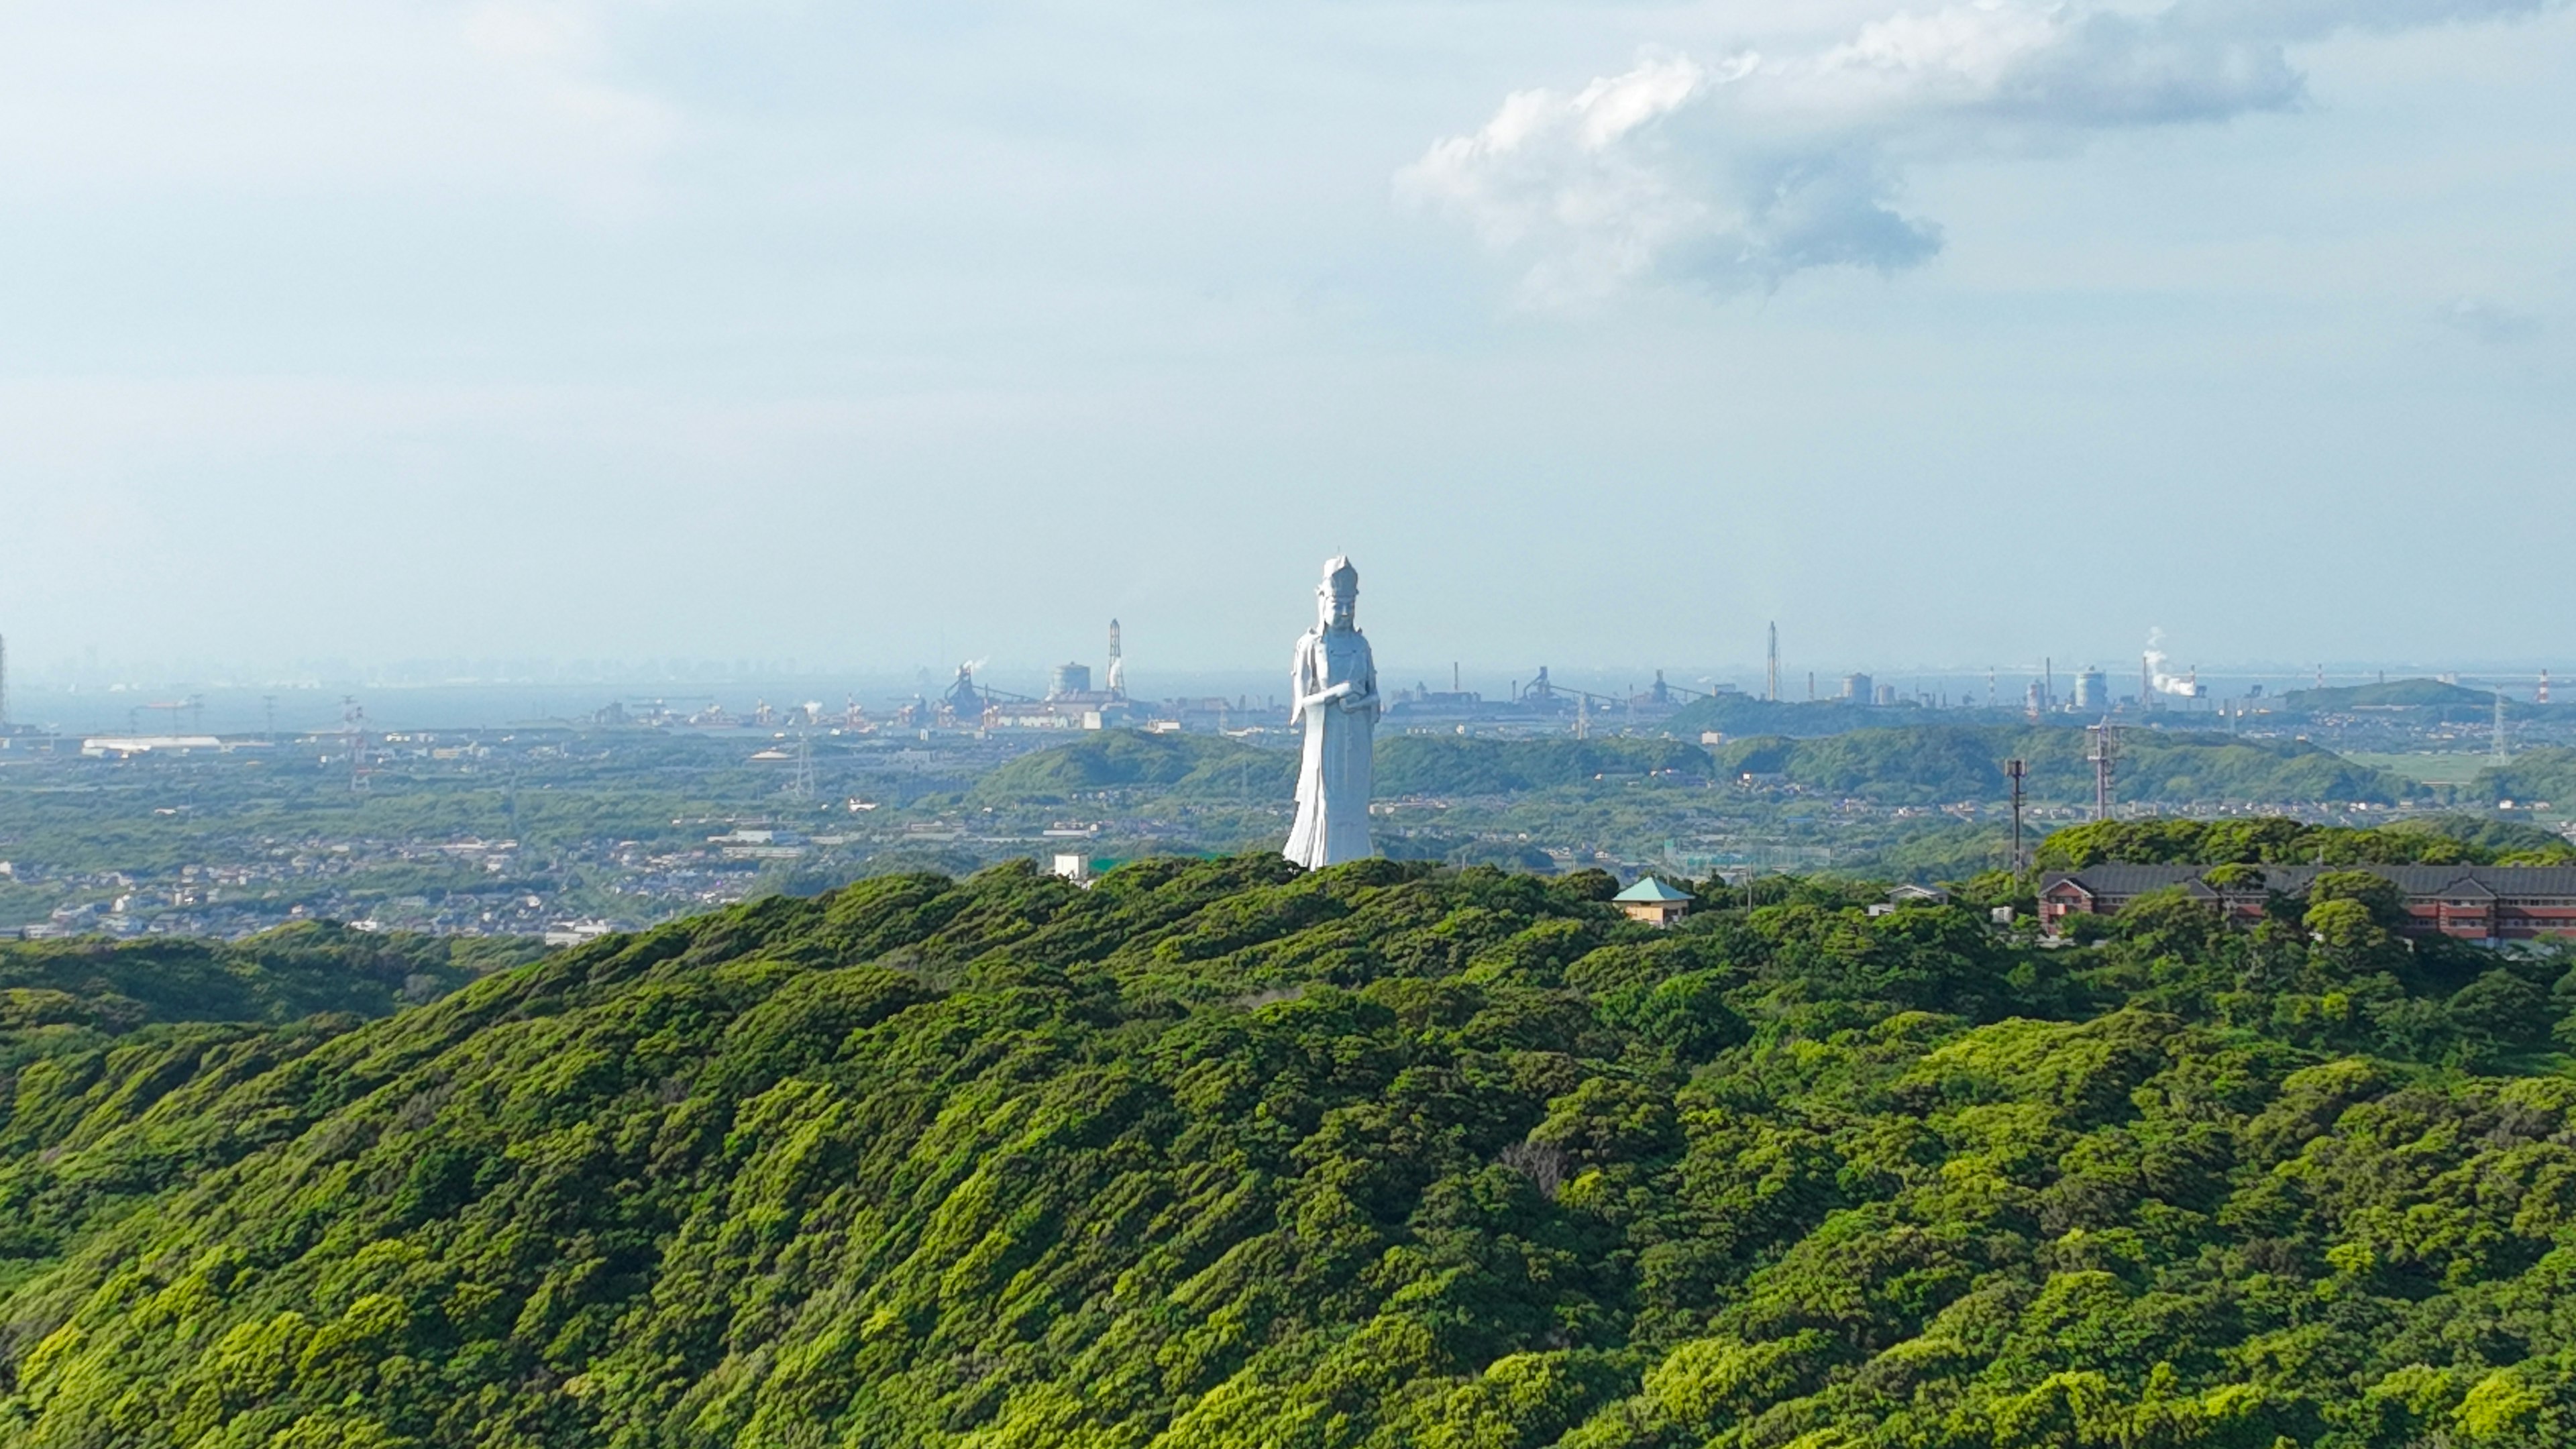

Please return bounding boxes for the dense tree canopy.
[2034,816,2576,870]
[4,858,2576,1446]
[1715,728,2416,806]
[969,733,1711,807]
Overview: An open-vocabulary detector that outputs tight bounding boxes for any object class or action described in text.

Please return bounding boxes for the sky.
[1,0,2571,688]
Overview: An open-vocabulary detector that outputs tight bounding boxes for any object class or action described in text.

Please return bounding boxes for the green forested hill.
[1715,725,2414,805]
[0,922,541,1034]
[969,731,1707,806]
[1373,736,1711,796]
[2281,679,2496,711]
[2471,747,2576,812]
[965,729,1296,804]
[970,724,2405,811]
[2034,815,2576,869]
[5,858,2576,1446]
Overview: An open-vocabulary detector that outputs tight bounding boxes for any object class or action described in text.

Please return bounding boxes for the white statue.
[1284,556,1380,868]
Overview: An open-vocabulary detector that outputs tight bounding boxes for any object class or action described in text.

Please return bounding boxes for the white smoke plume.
[2143,628,2204,698]
[1399,0,2562,305]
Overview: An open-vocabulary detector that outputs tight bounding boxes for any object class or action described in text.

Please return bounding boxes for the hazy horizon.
[5,655,2559,737]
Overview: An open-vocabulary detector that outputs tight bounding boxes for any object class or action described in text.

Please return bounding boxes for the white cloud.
[1403,0,2562,304]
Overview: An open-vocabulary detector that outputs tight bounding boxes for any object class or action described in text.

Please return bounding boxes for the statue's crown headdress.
[1322,555,1358,592]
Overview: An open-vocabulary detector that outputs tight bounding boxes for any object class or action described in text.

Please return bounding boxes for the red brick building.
[2037,864,2576,943]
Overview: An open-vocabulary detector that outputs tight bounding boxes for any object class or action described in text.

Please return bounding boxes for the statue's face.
[1322,582,1356,629]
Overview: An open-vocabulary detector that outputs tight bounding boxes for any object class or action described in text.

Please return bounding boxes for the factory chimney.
[1106,619,1126,698]
[1766,623,1779,702]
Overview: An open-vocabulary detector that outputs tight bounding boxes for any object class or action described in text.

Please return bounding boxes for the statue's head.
[1317,555,1358,630]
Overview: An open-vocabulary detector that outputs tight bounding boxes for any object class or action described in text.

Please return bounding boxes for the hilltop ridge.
[4,857,2576,1445]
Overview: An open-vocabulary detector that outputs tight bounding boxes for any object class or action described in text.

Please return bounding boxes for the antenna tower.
[789,723,818,801]
[1766,623,1779,702]
[342,697,372,792]
[2086,720,2118,821]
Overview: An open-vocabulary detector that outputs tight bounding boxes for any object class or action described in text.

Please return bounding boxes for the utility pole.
[2006,758,2027,872]
[2086,721,2117,822]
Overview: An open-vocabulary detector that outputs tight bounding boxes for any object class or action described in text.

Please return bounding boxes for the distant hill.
[1717,728,2005,802]
[2467,747,2576,811]
[977,725,2414,808]
[970,731,1709,805]
[967,730,1295,805]
[1373,736,1710,796]
[2280,678,2494,710]
[1714,724,2415,805]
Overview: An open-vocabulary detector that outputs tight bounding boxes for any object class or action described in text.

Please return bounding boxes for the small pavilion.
[1612,876,1693,927]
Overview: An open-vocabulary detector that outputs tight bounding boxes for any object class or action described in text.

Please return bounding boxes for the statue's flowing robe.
[1284,625,1377,868]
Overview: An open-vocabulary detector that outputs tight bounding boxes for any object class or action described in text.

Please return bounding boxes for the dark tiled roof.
[2041,865,2204,897]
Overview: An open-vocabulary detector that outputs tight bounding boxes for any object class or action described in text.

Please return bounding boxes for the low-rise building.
[2037,863,2576,943]
[1613,876,1693,926]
